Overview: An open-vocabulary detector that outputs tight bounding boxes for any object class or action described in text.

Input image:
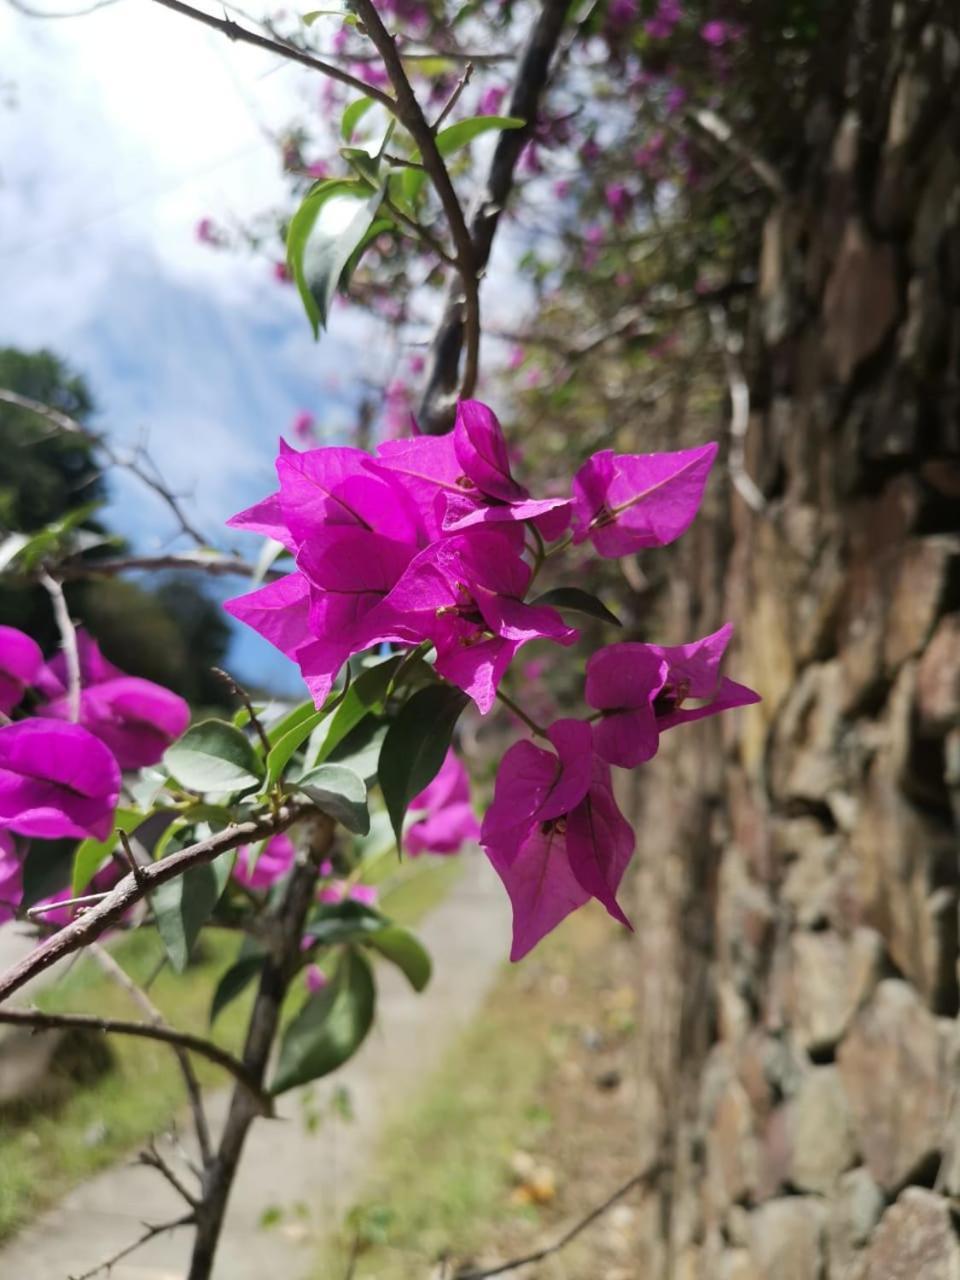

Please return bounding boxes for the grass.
[0,853,462,1243]
[314,908,626,1280]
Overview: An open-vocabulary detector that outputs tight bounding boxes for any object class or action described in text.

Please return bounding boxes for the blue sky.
[1,3,389,694]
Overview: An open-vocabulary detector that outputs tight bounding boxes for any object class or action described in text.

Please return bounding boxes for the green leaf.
[326,718,386,786]
[209,950,266,1026]
[303,899,387,946]
[271,950,376,1094]
[20,838,75,909]
[378,683,469,850]
[402,115,524,206]
[339,217,396,294]
[263,709,326,791]
[530,587,623,627]
[295,764,369,834]
[364,925,431,992]
[286,179,385,336]
[72,808,144,895]
[150,849,236,973]
[164,720,264,795]
[266,698,324,747]
[342,95,375,141]
[311,656,400,765]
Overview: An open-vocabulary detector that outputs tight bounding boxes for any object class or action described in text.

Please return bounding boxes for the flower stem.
[495,689,548,738]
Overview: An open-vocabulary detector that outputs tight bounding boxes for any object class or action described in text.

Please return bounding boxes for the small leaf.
[530,587,622,627]
[164,720,264,795]
[364,925,431,992]
[311,655,400,765]
[295,764,369,834]
[151,849,236,973]
[287,179,385,336]
[303,899,386,946]
[209,950,266,1026]
[342,95,375,141]
[378,683,468,850]
[401,115,524,207]
[264,709,326,791]
[271,950,376,1094]
[72,808,144,895]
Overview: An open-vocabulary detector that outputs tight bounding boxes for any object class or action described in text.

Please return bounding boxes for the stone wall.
[626,8,960,1276]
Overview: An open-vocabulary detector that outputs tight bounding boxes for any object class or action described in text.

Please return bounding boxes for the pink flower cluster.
[227,398,758,959]
[0,627,189,922]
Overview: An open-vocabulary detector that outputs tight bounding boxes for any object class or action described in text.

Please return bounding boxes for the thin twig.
[495,689,547,738]
[39,570,81,721]
[710,308,766,514]
[139,1139,200,1209]
[211,667,271,756]
[433,61,474,132]
[26,892,110,918]
[146,0,396,109]
[352,0,480,400]
[0,1007,272,1111]
[0,388,208,547]
[455,1167,661,1279]
[54,551,273,580]
[0,800,313,1004]
[5,0,120,17]
[90,942,214,1167]
[67,1213,195,1280]
[118,830,148,889]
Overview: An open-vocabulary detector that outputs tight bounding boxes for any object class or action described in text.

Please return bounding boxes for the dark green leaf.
[209,950,266,1026]
[150,850,236,973]
[311,656,400,765]
[20,838,75,910]
[164,720,264,795]
[401,115,524,206]
[266,698,322,748]
[378,683,468,849]
[295,763,369,834]
[531,587,623,627]
[303,899,387,946]
[327,717,386,786]
[271,950,376,1093]
[72,808,143,895]
[364,925,431,992]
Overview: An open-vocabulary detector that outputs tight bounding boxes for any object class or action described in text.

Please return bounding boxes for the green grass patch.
[315,925,587,1279]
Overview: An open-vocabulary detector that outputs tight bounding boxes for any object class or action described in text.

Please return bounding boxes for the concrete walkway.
[0,853,511,1280]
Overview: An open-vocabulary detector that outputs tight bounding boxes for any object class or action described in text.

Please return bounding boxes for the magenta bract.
[405,748,480,856]
[0,831,22,924]
[234,832,296,890]
[0,719,120,841]
[0,625,43,715]
[570,442,718,557]
[480,720,635,959]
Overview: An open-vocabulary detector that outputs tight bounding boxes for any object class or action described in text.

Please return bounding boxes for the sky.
[1,2,391,694]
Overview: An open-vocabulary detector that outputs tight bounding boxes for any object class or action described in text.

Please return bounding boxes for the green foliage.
[378,683,469,850]
[271,949,376,1094]
[150,850,236,973]
[163,720,265,795]
[71,809,144,895]
[530,587,622,627]
[209,948,266,1026]
[295,763,370,834]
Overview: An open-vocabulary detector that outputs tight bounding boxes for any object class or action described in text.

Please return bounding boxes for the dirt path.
[0,853,511,1280]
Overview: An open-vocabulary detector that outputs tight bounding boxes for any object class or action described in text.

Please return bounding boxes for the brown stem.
[0,801,314,1005]
[351,0,480,401]
[0,1008,270,1109]
[417,0,574,431]
[186,815,335,1280]
[146,0,397,110]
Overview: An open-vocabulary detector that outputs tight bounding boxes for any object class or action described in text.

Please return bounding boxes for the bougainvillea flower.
[405,748,480,856]
[0,831,22,924]
[586,623,760,768]
[234,832,296,890]
[480,720,634,960]
[570,442,718,557]
[317,881,378,906]
[359,530,577,713]
[305,964,329,994]
[370,401,570,537]
[585,644,668,768]
[39,677,190,770]
[0,626,43,714]
[0,720,120,841]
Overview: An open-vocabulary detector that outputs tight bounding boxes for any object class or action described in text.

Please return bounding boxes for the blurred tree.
[0,349,231,707]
